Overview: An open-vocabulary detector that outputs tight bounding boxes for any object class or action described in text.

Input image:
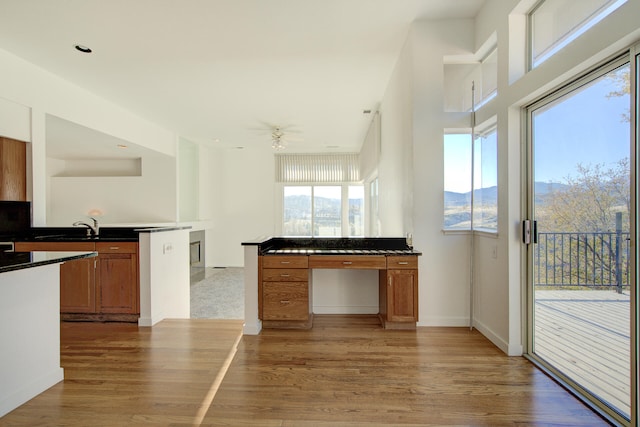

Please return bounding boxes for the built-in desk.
[244,237,421,332]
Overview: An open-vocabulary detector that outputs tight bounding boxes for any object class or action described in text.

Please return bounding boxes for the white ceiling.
[0,0,484,158]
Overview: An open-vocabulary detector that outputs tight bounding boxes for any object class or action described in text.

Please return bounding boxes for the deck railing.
[535,230,630,292]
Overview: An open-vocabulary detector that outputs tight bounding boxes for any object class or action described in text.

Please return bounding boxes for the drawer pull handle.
[398,262,409,265]
[109,247,120,250]
[343,261,352,265]
[280,274,290,277]
[280,300,290,304]
[280,261,290,264]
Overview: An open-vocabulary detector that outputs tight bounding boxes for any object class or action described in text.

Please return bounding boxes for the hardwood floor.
[1,316,610,426]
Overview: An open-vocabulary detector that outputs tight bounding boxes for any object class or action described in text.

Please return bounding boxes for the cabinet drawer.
[308,255,386,270]
[262,282,309,321]
[14,241,96,251]
[263,268,309,282]
[96,242,138,254]
[262,255,308,269]
[387,256,418,269]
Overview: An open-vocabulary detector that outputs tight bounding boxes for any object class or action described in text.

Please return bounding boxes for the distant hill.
[445,182,568,207]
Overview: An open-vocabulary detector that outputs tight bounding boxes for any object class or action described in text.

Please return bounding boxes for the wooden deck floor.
[0,316,610,426]
[535,289,631,417]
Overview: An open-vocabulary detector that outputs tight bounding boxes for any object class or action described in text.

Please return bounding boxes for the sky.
[533,64,630,184]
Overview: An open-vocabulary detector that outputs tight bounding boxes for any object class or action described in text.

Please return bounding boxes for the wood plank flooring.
[203,315,609,426]
[0,319,244,426]
[1,316,610,426]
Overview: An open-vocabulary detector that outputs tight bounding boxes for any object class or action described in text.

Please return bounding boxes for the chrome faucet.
[73,217,99,237]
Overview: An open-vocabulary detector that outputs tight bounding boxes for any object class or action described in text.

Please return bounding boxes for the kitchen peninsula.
[242,237,421,334]
[11,225,192,327]
[0,250,97,417]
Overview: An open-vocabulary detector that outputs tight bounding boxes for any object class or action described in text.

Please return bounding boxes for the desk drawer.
[263,268,309,282]
[387,256,418,269]
[262,255,309,269]
[263,282,309,321]
[308,255,386,270]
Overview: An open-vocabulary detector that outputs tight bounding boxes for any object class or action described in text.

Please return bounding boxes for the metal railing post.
[615,212,622,294]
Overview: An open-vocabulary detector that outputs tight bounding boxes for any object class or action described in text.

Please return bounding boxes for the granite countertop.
[0,251,97,274]
[4,225,191,243]
[244,237,421,256]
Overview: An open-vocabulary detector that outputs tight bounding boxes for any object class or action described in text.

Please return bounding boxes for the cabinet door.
[60,257,96,312]
[97,252,138,314]
[387,269,418,322]
[0,137,27,201]
[263,282,309,321]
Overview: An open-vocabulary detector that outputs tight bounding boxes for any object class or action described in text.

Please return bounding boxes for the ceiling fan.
[271,127,287,150]
[250,122,302,150]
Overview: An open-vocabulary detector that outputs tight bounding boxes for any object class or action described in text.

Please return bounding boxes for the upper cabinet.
[0,137,27,201]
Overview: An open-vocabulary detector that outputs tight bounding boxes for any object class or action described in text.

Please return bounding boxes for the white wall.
[0,48,176,225]
[0,263,63,417]
[138,229,190,327]
[47,153,177,225]
[378,33,413,237]
[208,147,276,267]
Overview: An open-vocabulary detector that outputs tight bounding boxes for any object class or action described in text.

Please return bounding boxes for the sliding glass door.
[526,54,634,424]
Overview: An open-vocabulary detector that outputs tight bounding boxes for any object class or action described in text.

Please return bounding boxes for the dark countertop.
[0,251,97,274]
[2,225,191,243]
[6,227,139,242]
[243,237,421,256]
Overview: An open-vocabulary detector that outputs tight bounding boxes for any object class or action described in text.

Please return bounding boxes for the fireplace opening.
[189,230,205,268]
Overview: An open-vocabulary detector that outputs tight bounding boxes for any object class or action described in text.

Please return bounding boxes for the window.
[313,186,341,236]
[348,185,364,236]
[283,186,312,236]
[444,46,497,112]
[278,154,364,237]
[444,133,472,230]
[473,127,498,231]
[529,0,627,68]
[283,184,364,237]
[443,125,498,232]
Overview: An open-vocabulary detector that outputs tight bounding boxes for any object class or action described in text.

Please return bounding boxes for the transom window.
[529,0,627,68]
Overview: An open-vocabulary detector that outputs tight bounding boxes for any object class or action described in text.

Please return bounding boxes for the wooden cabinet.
[379,256,418,329]
[96,242,139,316]
[13,240,139,321]
[0,137,27,201]
[260,255,312,328]
[259,253,418,330]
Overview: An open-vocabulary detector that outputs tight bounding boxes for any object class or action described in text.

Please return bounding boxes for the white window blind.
[275,153,360,183]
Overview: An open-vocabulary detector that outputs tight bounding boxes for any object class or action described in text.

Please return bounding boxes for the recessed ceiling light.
[74,44,92,53]
[116,144,128,149]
